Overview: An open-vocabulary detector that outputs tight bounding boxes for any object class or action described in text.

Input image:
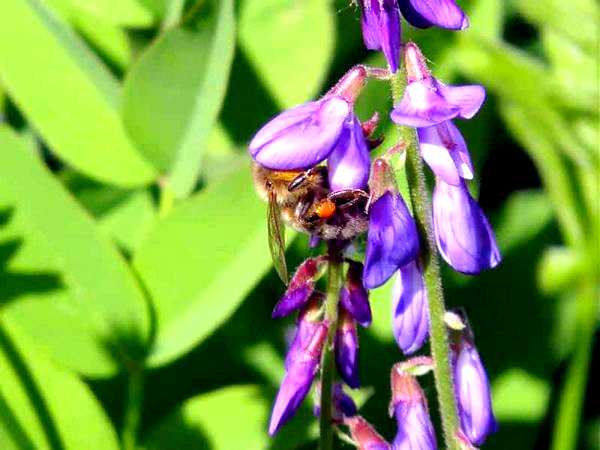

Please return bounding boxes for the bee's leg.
[288,166,326,191]
[328,189,369,209]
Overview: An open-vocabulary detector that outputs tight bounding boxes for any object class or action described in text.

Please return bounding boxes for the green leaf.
[133,164,274,367]
[122,0,235,197]
[65,0,154,27]
[0,127,150,376]
[0,319,120,450]
[144,385,270,450]
[238,0,335,108]
[0,0,155,187]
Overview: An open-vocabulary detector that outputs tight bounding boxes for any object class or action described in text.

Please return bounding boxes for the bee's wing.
[267,188,289,285]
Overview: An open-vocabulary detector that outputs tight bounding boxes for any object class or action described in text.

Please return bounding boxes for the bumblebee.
[252,162,369,282]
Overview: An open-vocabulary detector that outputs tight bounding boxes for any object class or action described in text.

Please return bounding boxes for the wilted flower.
[269,321,328,435]
[453,328,497,446]
[390,365,437,450]
[249,66,371,191]
[346,416,391,450]
[391,43,485,128]
[339,260,372,327]
[335,308,361,388]
[392,260,429,354]
[272,257,327,318]
[398,0,468,30]
[433,179,501,274]
[364,159,420,289]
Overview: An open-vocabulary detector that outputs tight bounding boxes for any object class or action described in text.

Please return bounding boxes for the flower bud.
[345,416,391,450]
[313,382,358,422]
[390,366,437,450]
[335,308,361,388]
[360,0,401,73]
[269,322,328,435]
[284,295,323,369]
[340,261,372,327]
[272,257,327,318]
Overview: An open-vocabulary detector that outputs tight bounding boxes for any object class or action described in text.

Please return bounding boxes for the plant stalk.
[391,71,461,450]
[121,366,144,450]
[319,250,344,450]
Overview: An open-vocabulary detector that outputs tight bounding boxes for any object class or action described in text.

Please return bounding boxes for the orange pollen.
[315,199,336,219]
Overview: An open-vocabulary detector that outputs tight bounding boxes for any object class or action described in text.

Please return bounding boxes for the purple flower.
[398,0,468,30]
[391,367,437,450]
[364,191,420,289]
[392,260,429,355]
[284,297,323,370]
[272,257,327,318]
[328,115,371,191]
[339,261,372,327]
[269,322,328,435]
[433,178,501,274]
[417,120,474,186]
[360,0,401,73]
[453,340,498,445]
[313,382,357,421]
[346,416,391,450]
[391,43,485,128]
[335,309,361,388]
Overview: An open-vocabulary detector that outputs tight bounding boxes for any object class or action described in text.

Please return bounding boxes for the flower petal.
[328,116,371,191]
[418,121,473,185]
[391,82,460,127]
[392,260,429,355]
[364,191,420,289]
[437,83,486,119]
[272,284,313,318]
[433,179,501,274]
[250,97,350,170]
[361,0,381,49]
[399,0,468,30]
[335,314,360,388]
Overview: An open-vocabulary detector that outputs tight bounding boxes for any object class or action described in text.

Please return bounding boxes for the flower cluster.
[249,0,501,448]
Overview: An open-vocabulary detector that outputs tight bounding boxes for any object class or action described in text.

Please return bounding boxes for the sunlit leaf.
[133,164,275,367]
[492,368,550,422]
[122,0,235,197]
[67,0,154,27]
[0,127,150,376]
[238,0,335,108]
[0,0,156,187]
[0,319,120,449]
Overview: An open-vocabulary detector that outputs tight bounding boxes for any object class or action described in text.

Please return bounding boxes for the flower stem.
[390,72,461,450]
[319,249,344,450]
[121,365,144,450]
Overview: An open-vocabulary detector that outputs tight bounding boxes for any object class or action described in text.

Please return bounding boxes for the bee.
[252,162,369,283]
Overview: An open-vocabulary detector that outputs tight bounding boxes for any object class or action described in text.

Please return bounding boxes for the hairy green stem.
[121,366,144,450]
[319,253,344,450]
[391,72,461,450]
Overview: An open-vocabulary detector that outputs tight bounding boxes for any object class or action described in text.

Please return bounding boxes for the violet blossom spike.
[417,120,474,186]
[328,115,371,191]
[269,322,328,435]
[364,191,420,289]
[454,340,498,445]
[335,309,361,388]
[249,97,350,170]
[345,416,391,450]
[339,261,372,327]
[391,43,485,128]
[433,179,501,274]
[398,0,468,30]
[272,257,326,318]
[360,0,402,73]
[390,367,437,450]
[392,260,430,355]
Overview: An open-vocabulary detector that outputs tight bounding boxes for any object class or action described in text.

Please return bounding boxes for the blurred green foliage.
[0,0,597,449]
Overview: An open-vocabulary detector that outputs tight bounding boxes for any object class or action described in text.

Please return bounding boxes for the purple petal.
[392,260,429,355]
[335,318,360,388]
[340,286,372,328]
[272,284,313,318]
[334,383,358,418]
[399,0,468,30]
[437,83,486,119]
[364,192,420,289]
[455,344,498,445]
[328,116,371,191]
[360,0,401,72]
[392,402,437,450]
[391,82,460,128]
[249,97,350,170]
[433,179,501,274]
[361,0,381,49]
[418,121,474,185]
